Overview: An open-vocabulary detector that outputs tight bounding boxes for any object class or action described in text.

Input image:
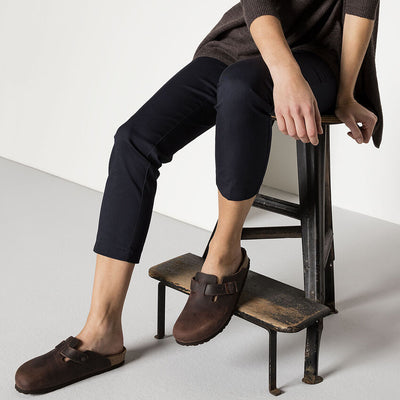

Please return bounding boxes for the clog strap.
[190,276,203,292]
[204,280,239,295]
[55,336,89,364]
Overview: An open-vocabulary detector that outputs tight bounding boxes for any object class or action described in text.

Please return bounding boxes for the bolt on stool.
[148,113,343,396]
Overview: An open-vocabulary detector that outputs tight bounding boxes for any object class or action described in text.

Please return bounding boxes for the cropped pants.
[93,51,338,264]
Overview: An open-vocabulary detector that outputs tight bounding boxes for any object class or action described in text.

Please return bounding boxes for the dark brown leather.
[173,247,250,345]
[15,336,126,394]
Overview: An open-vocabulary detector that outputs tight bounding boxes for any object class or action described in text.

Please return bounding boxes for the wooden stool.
[148,113,343,396]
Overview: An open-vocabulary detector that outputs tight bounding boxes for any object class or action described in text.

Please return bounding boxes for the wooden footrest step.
[148,252,332,333]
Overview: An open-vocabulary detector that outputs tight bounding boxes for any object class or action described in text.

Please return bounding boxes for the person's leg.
[92,56,228,265]
[63,256,134,359]
[201,50,338,282]
[69,56,229,357]
[200,190,255,283]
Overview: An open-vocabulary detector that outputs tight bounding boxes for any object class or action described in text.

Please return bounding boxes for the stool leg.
[324,246,338,313]
[154,282,166,339]
[323,130,338,313]
[297,127,326,303]
[268,330,282,396]
[302,319,324,384]
[297,127,327,384]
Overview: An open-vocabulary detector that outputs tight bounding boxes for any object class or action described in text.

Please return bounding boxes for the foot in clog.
[15,336,126,394]
[173,247,250,345]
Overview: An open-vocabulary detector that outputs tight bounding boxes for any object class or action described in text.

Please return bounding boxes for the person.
[14,0,382,394]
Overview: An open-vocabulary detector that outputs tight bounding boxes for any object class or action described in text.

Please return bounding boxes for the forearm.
[249,15,301,82]
[337,13,376,105]
[247,12,324,145]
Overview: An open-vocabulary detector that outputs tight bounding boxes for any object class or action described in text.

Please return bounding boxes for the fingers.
[347,114,376,144]
[276,103,321,145]
[303,114,318,145]
[285,114,301,141]
[314,101,323,135]
[276,113,301,141]
[337,105,378,145]
[294,113,310,144]
[276,114,287,135]
[363,113,378,142]
[346,119,364,143]
[303,102,321,145]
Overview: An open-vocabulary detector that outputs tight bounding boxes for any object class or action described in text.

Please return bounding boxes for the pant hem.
[216,183,260,202]
[93,241,140,264]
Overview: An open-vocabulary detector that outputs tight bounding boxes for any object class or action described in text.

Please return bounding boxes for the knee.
[113,122,162,168]
[114,120,173,170]
[216,66,256,110]
[114,122,130,143]
[114,122,141,146]
[215,62,273,114]
[113,122,143,156]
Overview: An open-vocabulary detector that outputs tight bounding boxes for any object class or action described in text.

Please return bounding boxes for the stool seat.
[270,113,342,125]
[149,252,331,333]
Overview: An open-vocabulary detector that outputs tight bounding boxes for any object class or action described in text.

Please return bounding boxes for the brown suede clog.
[15,336,126,394]
[173,246,250,346]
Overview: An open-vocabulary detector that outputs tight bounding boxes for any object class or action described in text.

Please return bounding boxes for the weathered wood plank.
[148,253,331,333]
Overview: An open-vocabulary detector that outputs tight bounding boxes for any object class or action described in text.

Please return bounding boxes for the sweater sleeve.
[240,0,280,30]
[344,0,379,20]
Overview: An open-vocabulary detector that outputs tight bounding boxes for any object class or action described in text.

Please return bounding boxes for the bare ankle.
[76,320,124,355]
[207,240,242,262]
[80,313,121,335]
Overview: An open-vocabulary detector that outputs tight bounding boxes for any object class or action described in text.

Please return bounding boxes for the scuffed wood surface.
[148,253,331,333]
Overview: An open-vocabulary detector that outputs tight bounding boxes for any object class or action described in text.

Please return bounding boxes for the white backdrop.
[1,0,398,229]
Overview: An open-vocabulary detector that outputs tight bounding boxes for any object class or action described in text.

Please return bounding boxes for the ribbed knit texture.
[192,0,383,149]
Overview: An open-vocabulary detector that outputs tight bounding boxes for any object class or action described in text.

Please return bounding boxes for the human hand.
[335,99,378,144]
[272,68,323,146]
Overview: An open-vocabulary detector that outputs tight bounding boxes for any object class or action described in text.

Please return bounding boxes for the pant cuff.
[93,240,141,264]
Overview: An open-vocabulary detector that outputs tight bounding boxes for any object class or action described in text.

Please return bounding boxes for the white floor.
[1,155,399,400]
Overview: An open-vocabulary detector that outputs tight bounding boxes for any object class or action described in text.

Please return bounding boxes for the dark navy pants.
[93,51,338,264]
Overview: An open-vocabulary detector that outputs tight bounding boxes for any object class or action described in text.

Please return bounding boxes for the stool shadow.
[322,275,400,377]
[287,273,400,387]
[337,275,400,311]
[124,334,174,364]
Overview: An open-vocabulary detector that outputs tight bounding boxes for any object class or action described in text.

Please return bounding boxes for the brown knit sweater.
[193,1,383,148]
